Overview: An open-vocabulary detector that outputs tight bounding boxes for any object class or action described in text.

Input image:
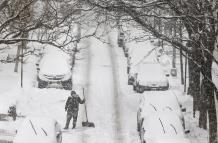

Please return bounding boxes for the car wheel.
[139,86,144,93]
[136,85,140,93]
[133,84,136,91]
[137,121,140,132]
[38,79,47,88]
[128,79,132,85]
[62,79,72,90]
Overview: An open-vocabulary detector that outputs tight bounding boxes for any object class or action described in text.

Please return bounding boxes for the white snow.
[39,54,71,76]
[0,25,211,143]
[139,91,184,121]
[135,63,168,86]
[142,113,185,138]
[13,116,61,143]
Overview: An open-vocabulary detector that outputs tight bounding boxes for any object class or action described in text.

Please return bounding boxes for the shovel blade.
[82,121,95,127]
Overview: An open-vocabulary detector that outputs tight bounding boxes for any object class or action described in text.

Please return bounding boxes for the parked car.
[133,63,169,93]
[37,53,72,90]
[13,116,62,143]
[137,91,186,132]
[139,113,190,143]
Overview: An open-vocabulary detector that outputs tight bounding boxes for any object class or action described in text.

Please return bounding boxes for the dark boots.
[72,123,76,129]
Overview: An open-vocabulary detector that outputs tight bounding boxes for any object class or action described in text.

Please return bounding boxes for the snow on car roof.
[143,113,185,138]
[136,64,167,81]
[140,91,181,114]
[142,91,180,106]
[39,53,71,75]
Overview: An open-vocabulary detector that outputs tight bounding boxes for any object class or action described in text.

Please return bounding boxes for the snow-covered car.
[139,113,190,143]
[13,116,62,143]
[137,91,186,132]
[37,53,72,90]
[133,63,169,93]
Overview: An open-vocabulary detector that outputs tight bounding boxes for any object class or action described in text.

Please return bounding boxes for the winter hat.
[71,90,76,95]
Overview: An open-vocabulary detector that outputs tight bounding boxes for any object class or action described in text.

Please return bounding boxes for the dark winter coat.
[65,94,84,112]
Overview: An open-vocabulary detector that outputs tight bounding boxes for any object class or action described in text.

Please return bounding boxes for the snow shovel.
[82,88,95,128]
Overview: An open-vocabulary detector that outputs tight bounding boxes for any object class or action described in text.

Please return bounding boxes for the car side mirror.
[185,130,190,134]
[181,108,186,112]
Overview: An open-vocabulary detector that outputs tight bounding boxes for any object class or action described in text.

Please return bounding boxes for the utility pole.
[171,19,177,77]
[21,35,24,88]
[158,9,163,49]
[179,20,184,84]
[184,52,188,92]
[172,23,176,68]
[14,45,21,72]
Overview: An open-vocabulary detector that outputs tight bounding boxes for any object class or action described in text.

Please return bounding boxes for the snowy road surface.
[0,27,140,143]
[0,27,209,143]
[63,29,140,143]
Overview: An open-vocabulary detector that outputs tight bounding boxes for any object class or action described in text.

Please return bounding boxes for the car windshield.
[143,92,180,111]
[137,64,165,78]
[40,54,70,75]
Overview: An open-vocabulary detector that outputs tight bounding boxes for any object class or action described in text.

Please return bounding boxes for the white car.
[133,63,169,93]
[37,53,72,90]
[139,113,190,143]
[137,91,186,132]
[13,116,62,143]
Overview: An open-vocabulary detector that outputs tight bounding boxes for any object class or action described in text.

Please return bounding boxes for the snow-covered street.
[0,27,216,143]
[63,30,140,143]
[0,28,140,143]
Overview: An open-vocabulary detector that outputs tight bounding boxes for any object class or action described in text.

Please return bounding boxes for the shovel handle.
[83,88,89,122]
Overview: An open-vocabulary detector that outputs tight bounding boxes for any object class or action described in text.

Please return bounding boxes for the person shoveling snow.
[64,90,85,129]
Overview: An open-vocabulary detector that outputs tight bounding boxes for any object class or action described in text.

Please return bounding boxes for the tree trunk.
[199,37,217,143]
[200,64,217,143]
[14,45,21,72]
[188,47,201,117]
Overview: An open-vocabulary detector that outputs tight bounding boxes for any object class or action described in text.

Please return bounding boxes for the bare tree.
[0,0,99,51]
[83,0,218,143]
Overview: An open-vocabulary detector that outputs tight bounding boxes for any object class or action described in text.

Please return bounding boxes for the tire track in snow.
[82,32,123,142]
[106,34,124,143]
